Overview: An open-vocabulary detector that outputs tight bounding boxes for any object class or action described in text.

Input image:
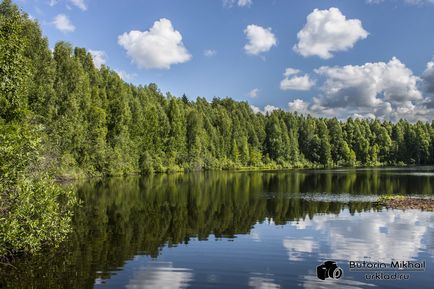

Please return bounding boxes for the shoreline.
[55,163,425,182]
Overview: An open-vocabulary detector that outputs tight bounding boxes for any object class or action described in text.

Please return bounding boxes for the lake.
[1,168,434,289]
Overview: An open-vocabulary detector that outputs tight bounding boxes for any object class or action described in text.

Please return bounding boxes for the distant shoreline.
[55,164,433,182]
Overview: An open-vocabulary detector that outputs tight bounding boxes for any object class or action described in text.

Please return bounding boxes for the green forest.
[1,0,434,257]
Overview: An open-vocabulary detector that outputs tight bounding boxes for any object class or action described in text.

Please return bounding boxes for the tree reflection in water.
[1,169,434,289]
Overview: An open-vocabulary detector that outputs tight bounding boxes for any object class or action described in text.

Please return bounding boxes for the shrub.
[0,177,78,256]
[0,122,78,257]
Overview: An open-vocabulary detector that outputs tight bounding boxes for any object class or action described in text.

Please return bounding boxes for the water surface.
[1,168,434,289]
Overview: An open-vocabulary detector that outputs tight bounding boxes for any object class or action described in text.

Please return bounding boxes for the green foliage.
[0,122,78,257]
[0,177,77,256]
[0,0,30,122]
[0,1,78,257]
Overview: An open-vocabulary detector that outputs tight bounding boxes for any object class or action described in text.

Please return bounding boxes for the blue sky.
[15,0,434,121]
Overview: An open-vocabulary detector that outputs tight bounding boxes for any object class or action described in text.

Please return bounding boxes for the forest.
[1,0,434,256]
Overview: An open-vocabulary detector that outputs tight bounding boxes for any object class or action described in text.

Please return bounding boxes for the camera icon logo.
[316,261,343,280]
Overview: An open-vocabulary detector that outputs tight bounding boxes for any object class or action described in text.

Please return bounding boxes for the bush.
[0,122,78,257]
[0,177,78,256]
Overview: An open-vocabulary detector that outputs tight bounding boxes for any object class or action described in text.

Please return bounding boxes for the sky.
[14,0,434,121]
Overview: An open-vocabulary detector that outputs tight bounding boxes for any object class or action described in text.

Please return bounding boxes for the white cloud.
[422,59,434,94]
[204,49,217,57]
[352,113,377,120]
[283,68,300,77]
[281,57,434,121]
[280,68,315,91]
[49,0,58,7]
[70,0,86,11]
[288,99,309,114]
[250,105,261,114]
[89,50,106,68]
[224,0,253,7]
[294,7,368,59]
[264,105,279,114]
[118,18,192,69]
[248,88,259,98]
[244,24,277,55]
[52,14,75,33]
[312,57,423,120]
[250,104,279,115]
[280,74,315,91]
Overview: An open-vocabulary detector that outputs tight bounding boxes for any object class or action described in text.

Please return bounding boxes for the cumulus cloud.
[280,68,315,91]
[52,14,75,33]
[280,75,315,91]
[118,18,192,69]
[264,105,279,114]
[248,88,260,98]
[288,99,309,114]
[311,57,424,120]
[283,68,300,77]
[244,24,277,55]
[278,57,434,121]
[250,105,261,114]
[204,49,217,57]
[89,50,106,68]
[352,113,377,120]
[294,7,368,59]
[422,59,434,93]
[70,0,86,11]
[250,105,279,115]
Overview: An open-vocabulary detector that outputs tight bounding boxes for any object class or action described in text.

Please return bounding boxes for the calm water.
[2,168,434,289]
